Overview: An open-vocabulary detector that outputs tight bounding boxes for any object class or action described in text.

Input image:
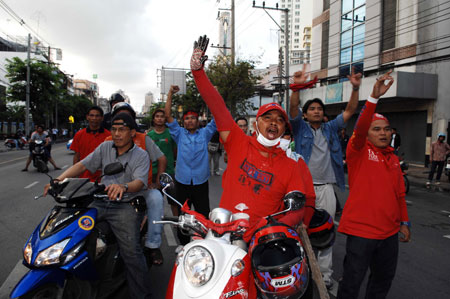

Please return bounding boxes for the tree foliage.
[172,57,260,119]
[5,57,66,125]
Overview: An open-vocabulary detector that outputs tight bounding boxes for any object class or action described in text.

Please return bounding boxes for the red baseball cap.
[256,102,292,130]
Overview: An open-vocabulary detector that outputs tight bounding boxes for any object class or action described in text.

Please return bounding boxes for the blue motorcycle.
[10,162,143,299]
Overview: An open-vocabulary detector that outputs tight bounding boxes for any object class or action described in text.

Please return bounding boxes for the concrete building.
[73,79,98,104]
[279,0,313,65]
[300,0,450,164]
[141,91,154,114]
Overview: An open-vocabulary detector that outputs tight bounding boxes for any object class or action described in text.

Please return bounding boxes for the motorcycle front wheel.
[18,283,60,299]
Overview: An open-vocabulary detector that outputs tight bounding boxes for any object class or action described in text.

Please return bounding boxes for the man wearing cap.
[44,112,152,298]
[289,65,362,289]
[164,84,217,245]
[190,35,315,237]
[102,92,125,130]
[106,102,167,266]
[337,71,410,299]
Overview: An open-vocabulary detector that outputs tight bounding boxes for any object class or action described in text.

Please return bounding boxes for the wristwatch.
[123,183,129,192]
[400,221,411,227]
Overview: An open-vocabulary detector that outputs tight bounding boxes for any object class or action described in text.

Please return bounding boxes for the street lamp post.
[25,33,31,137]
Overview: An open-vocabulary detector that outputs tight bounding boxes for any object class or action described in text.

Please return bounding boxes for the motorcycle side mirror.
[283,191,306,211]
[268,191,306,219]
[95,162,124,186]
[103,162,124,176]
[36,159,49,174]
[159,172,174,188]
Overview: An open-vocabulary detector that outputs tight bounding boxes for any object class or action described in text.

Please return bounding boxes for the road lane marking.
[62,164,69,169]
[441,210,450,214]
[24,181,39,189]
[0,156,27,165]
[406,200,413,205]
[443,235,450,240]
[164,225,178,247]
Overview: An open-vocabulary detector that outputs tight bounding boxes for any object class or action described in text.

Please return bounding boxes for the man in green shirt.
[148,107,178,216]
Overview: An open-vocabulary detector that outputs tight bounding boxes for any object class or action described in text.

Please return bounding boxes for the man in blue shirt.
[289,66,362,289]
[164,85,217,245]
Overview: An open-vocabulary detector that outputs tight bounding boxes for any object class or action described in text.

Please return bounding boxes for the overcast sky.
[0,0,282,110]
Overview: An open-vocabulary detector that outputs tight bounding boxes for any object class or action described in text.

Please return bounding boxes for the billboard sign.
[161,69,186,95]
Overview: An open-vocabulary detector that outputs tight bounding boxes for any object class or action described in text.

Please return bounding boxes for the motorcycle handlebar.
[162,216,179,222]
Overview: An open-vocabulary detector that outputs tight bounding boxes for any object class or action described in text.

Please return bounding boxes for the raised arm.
[351,71,394,151]
[190,35,235,142]
[289,65,309,119]
[342,67,362,123]
[164,85,179,124]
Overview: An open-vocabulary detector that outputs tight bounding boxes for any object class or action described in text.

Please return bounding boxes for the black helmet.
[109,93,125,107]
[307,209,335,250]
[111,102,136,119]
[249,223,310,298]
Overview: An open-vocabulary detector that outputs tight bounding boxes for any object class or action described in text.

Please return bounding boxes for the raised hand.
[347,66,362,89]
[371,70,394,99]
[169,85,180,95]
[190,35,209,71]
[292,64,309,85]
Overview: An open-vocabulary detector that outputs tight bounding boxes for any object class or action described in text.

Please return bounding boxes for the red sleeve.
[70,131,81,152]
[278,159,316,227]
[192,69,235,131]
[350,101,377,151]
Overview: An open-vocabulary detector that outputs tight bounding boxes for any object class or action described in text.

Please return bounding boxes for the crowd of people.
[34,35,439,299]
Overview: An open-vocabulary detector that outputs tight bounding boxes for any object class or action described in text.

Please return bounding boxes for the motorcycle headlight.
[231,259,245,277]
[61,241,85,264]
[24,242,32,264]
[184,246,214,287]
[35,239,70,266]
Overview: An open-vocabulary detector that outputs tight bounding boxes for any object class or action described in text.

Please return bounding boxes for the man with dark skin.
[70,106,111,181]
[22,125,61,171]
[164,84,217,245]
[44,113,152,298]
[289,65,362,288]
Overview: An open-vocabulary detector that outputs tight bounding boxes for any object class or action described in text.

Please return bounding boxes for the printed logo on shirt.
[240,159,273,186]
[368,149,379,162]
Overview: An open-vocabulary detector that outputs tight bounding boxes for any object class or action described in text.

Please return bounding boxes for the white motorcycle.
[156,173,312,299]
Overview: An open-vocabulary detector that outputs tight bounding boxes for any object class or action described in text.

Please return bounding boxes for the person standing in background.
[427,132,450,186]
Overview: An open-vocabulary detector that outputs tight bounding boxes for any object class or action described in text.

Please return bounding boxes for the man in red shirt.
[337,71,411,299]
[70,106,110,181]
[190,35,315,236]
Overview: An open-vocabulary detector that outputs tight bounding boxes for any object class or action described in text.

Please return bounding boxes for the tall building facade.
[279,0,313,65]
[141,91,154,114]
[218,11,232,57]
[299,0,450,164]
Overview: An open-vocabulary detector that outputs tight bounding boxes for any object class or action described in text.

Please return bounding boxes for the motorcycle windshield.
[40,206,86,239]
[57,179,96,201]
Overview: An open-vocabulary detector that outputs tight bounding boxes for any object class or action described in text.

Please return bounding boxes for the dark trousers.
[337,233,398,299]
[175,179,210,245]
[428,160,445,181]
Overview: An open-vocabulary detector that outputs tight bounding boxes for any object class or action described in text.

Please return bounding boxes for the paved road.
[1,146,449,298]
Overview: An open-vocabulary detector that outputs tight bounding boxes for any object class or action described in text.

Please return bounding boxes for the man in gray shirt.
[44,113,151,298]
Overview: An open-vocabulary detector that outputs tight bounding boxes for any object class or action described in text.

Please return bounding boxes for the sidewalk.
[407,164,450,192]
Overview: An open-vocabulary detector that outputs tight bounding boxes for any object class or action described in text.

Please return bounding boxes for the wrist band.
[353,87,359,91]
[367,95,379,104]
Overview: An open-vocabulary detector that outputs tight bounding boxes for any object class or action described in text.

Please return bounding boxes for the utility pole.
[25,33,31,137]
[253,1,290,114]
[231,0,235,65]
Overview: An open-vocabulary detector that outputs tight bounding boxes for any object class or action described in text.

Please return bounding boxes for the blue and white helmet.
[438,132,446,138]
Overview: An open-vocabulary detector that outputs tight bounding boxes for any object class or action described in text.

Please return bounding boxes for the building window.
[294,39,299,43]
[340,0,366,81]
[295,18,300,22]
[295,25,300,29]
[295,11,300,16]
[382,0,397,51]
[295,32,299,36]
[295,4,300,9]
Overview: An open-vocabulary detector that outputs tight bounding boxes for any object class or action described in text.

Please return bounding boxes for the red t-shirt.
[70,127,111,181]
[220,124,315,229]
[338,101,409,239]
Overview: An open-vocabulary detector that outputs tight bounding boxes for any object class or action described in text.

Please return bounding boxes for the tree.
[170,57,260,120]
[5,57,66,126]
[57,94,93,129]
[206,57,260,117]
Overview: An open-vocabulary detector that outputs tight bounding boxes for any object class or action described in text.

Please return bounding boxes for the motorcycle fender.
[10,268,65,298]
[165,264,178,299]
[220,254,253,299]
